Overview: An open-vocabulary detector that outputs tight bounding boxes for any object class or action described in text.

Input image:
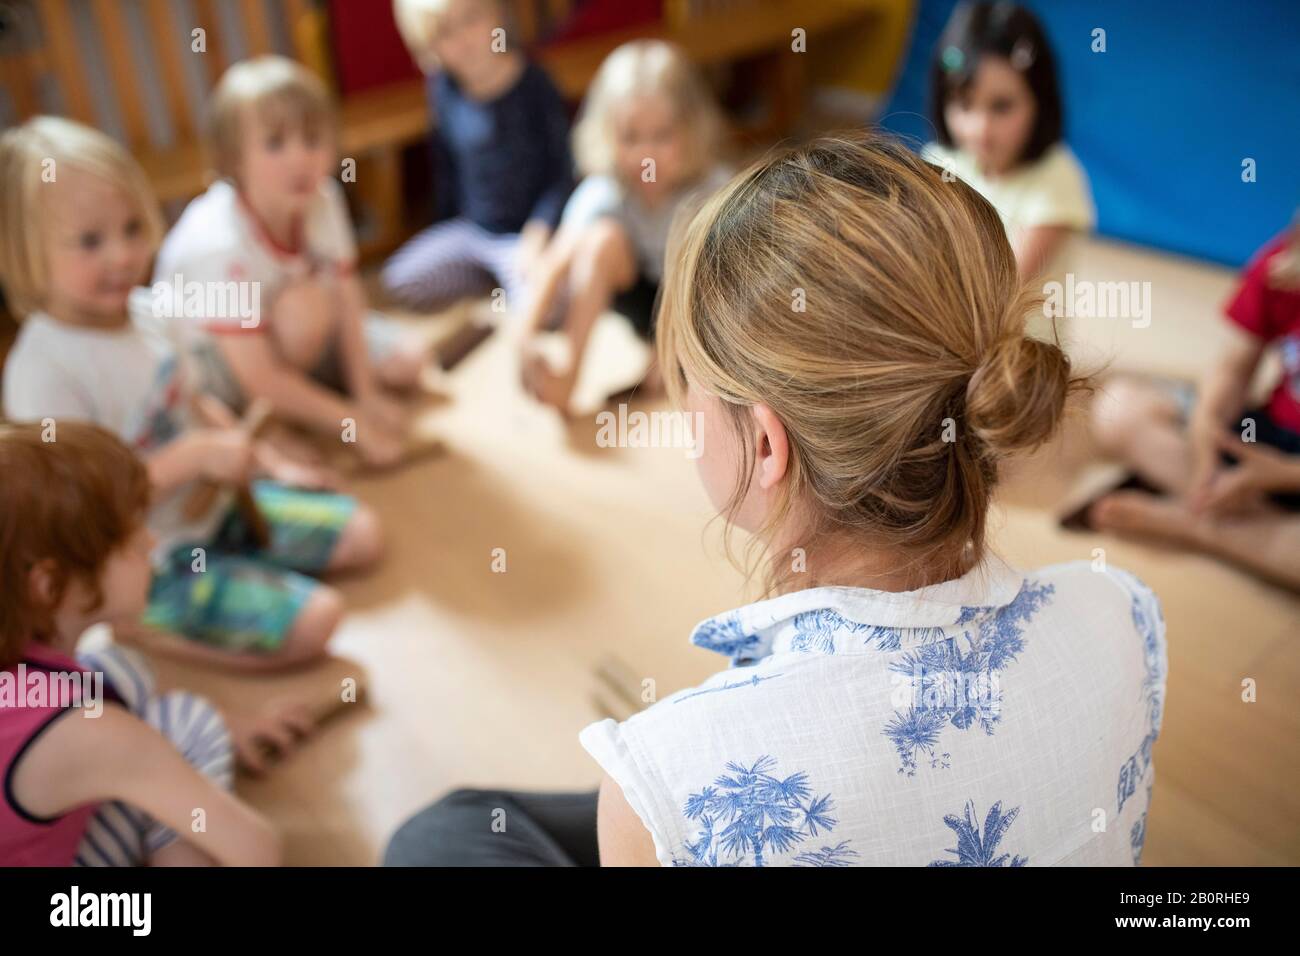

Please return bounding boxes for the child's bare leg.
[1091,377,1197,496]
[150,839,217,866]
[523,220,637,413]
[1093,491,1300,590]
[325,502,384,572]
[123,587,343,673]
[270,280,338,372]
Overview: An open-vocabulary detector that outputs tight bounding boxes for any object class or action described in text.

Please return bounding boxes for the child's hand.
[226,703,315,776]
[358,391,409,435]
[1196,432,1300,514]
[516,221,551,284]
[195,428,256,485]
[256,441,342,491]
[354,422,407,470]
[1186,408,1231,505]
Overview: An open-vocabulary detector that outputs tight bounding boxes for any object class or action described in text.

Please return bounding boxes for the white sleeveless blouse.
[581,558,1166,867]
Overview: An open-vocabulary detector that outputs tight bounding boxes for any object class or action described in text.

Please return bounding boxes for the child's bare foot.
[353,421,406,470]
[521,350,577,415]
[226,702,315,775]
[1089,490,1205,545]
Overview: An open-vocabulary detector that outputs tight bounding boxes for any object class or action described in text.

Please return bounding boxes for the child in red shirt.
[1085,221,1300,591]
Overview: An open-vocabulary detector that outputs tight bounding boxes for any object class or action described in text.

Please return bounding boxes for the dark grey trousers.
[383,789,601,867]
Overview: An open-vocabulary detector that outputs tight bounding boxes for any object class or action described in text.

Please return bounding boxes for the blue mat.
[877,0,1300,267]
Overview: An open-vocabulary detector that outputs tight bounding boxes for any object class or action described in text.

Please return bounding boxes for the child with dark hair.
[923,1,1093,280]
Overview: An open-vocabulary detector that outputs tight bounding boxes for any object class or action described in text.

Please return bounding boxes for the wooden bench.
[0,0,881,259]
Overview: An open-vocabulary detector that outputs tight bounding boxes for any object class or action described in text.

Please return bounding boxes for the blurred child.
[1,116,382,671]
[155,56,425,469]
[384,0,573,315]
[1087,220,1300,591]
[519,40,730,414]
[0,421,281,866]
[923,1,1093,281]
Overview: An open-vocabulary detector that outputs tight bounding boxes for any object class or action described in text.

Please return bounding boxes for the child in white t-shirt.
[155,56,428,469]
[518,41,730,415]
[0,116,382,673]
[922,2,1093,282]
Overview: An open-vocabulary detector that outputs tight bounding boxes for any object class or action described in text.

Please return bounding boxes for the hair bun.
[965,335,1071,456]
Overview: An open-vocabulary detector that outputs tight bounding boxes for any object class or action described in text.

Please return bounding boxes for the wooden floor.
[119,240,1300,866]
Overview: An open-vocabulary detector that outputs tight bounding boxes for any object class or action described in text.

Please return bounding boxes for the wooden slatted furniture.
[0,0,881,258]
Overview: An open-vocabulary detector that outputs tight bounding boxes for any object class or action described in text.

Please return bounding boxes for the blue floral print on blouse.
[676,756,853,867]
[773,581,1056,775]
[691,581,1056,775]
[884,581,1054,775]
[1114,575,1166,863]
[928,799,1029,867]
[691,614,767,665]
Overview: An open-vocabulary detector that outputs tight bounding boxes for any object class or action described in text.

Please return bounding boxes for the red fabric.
[544,0,663,47]
[1223,233,1300,434]
[328,0,421,94]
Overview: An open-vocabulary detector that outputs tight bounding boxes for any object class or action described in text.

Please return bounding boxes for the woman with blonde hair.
[519,39,730,414]
[387,132,1167,867]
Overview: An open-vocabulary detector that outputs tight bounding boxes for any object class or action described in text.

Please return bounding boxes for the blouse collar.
[689,556,1028,665]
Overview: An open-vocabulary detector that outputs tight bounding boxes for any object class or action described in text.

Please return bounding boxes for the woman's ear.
[751,403,790,491]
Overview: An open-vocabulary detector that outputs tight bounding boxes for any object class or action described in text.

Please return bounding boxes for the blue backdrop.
[877,0,1300,267]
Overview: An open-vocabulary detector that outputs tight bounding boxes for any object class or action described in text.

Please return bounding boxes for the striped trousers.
[72,645,234,866]
[382,218,525,315]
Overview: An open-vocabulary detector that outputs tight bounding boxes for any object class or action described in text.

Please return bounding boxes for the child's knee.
[1091,379,1159,455]
[381,256,422,301]
[377,337,427,390]
[275,278,331,316]
[271,279,336,364]
[282,586,344,662]
[573,220,636,289]
[329,503,385,571]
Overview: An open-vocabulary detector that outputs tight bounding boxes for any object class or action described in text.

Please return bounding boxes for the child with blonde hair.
[155,56,427,468]
[519,39,731,414]
[0,421,279,866]
[1,116,381,672]
[388,133,1166,867]
[383,0,573,314]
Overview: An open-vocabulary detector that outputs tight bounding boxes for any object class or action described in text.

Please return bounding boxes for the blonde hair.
[394,0,449,69]
[572,40,724,183]
[392,0,504,72]
[206,56,335,181]
[0,116,163,319]
[659,132,1088,590]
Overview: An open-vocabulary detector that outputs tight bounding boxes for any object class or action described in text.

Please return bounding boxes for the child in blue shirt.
[384,0,573,316]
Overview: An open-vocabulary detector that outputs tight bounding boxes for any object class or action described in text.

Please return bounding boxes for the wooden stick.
[435,321,495,371]
[182,399,274,548]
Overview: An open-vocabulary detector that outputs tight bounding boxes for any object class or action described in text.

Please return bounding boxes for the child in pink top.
[0,421,280,866]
